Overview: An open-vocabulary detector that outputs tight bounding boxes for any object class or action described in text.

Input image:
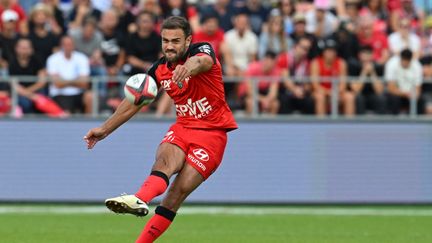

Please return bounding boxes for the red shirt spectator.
[357,17,390,65]
[192,15,224,59]
[193,29,224,59]
[0,3,26,33]
[242,59,282,95]
[358,31,389,63]
[240,51,281,115]
[314,55,343,90]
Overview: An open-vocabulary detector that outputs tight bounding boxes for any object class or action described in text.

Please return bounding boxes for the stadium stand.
[0,0,431,118]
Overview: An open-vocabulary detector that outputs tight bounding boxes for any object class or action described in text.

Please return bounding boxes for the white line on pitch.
[1,206,432,216]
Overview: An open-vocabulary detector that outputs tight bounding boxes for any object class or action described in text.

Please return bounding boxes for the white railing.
[0,75,431,119]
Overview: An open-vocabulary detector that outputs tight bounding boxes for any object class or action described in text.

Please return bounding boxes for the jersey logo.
[192,148,210,161]
[175,97,213,118]
[198,44,212,55]
[160,79,171,90]
[163,131,175,142]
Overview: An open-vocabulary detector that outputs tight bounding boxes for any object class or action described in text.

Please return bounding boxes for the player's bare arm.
[84,99,142,149]
[171,54,213,84]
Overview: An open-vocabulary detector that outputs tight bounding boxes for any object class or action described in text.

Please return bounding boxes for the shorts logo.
[192,148,209,161]
[163,131,175,142]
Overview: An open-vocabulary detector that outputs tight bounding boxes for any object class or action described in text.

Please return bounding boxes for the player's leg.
[105,143,186,216]
[135,143,186,203]
[136,163,204,243]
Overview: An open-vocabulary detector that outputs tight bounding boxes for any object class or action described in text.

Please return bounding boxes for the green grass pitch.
[1,205,432,243]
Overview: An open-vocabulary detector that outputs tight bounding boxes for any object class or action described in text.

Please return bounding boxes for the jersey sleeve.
[146,58,164,89]
[189,42,217,64]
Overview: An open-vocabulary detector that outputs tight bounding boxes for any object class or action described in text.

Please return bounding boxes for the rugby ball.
[124,73,158,106]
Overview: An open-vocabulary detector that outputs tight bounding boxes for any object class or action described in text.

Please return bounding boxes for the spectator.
[134,0,161,20]
[125,11,161,75]
[349,45,387,114]
[390,0,423,33]
[69,16,104,76]
[294,0,315,14]
[0,0,27,35]
[112,0,136,35]
[68,0,102,30]
[99,8,126,108]
[99,9,125,78]
[258,9,292,59]
[278,0,295,36]
[359,0,388,33]
[223,13,258,77]
[421,16,432,59]
[160,0,200,33]
[42,0,67,35]
[388,18,421,59]
[8,38,47,114]
[91,0,111,12]
[241,51,281,115]
[7,37,64,117]
[29,2,62,37]
[0,9,20,72]
[341,0,361,32]
[240,0,270,36]
[332,22,360,66]
[420,56,432,114]
[310,38,355,116]
[290,13,319,59]
[305,2,339,39]
[357,15,390,68]
[200,0,235,32]
[277,37,315,114]
[28,4,61,65]
[336,0,361,21]
[385,48,425,114]
[47,36,92,114]
[192,14,225,60]
[0,80,9,115]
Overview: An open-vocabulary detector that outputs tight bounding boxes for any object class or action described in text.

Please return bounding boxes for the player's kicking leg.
[105,143,185,216]
[136,163,204,242]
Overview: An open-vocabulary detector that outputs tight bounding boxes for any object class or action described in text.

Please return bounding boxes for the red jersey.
[192,29,225,59]
[357,31,388,62]
[148,42,237,131]
[240,61,281,95]
[315,56,342,90]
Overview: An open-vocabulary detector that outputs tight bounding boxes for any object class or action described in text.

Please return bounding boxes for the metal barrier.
[0,75,431,119]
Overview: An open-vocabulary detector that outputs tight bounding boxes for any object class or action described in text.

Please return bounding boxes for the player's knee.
[161,188,189,211]
[152,157,174,174]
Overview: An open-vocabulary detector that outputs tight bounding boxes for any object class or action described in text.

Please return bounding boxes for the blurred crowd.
[0,0,431,118]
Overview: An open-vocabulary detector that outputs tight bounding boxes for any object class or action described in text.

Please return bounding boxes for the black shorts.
[53,94,84,113]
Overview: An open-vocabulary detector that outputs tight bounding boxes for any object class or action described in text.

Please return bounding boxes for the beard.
[164,46,186,63]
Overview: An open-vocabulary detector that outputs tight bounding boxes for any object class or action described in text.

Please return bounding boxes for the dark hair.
[82,16,98,27]
[264,50,277,59]
[137,10,157,24]
[200,13,219,25]
[359,45,373,53]
[161,16,192,37]
[400,48,413,60]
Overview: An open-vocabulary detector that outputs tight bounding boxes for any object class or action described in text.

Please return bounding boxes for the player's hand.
[172,65,191,85]
[84,127,108,149]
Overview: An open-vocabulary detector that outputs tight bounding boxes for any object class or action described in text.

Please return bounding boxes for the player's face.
[161,28,192,63]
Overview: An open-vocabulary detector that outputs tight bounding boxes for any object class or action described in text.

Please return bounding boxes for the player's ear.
[185,35,192,48]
